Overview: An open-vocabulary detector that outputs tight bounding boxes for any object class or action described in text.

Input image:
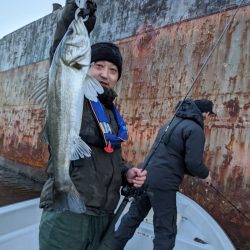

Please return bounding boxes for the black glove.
[81,0,97,34]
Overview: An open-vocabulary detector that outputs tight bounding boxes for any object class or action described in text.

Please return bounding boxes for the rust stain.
[133,20,160,59]
[243,102,250,109]
[229,75,237,86]
[224,98,240,117]
[0,61,49,168]
[0,107,49,168]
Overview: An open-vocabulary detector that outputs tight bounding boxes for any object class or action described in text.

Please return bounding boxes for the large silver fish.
[32,7,103,212]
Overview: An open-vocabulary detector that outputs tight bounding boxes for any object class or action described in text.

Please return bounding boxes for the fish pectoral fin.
[83,74,104,102]
[29,73,49,108]
[70,136,91,160]
[67,187,86,213]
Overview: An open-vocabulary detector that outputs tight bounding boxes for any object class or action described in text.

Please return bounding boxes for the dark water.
[0,166,43,207]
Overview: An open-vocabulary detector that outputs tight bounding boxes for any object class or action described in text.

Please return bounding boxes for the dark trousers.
[115,189,177,250]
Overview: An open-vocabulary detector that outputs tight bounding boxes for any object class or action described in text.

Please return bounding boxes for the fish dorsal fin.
[84,74,104,102]
[29,73,49,108]
[70,135,91,160]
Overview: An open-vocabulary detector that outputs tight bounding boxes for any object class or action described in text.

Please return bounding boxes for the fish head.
[60,17,91,68]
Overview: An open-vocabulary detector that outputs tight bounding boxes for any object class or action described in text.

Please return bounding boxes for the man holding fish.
[38,0,147,249]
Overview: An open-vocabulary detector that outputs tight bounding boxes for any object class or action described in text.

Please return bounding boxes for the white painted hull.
[121,193,235,250]
[0,193,235,250]
[0,198,41,250]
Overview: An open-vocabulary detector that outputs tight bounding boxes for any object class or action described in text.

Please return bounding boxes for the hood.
[175,99,204,129]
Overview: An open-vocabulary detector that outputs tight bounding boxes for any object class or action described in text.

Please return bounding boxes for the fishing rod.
[209,183,249,220]
[98,0,246,247]
[135,0,246,192]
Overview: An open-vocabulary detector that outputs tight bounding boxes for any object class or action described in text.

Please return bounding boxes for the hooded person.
[194,99,216,115]
[39,1,147,250]
[115,99,214,250]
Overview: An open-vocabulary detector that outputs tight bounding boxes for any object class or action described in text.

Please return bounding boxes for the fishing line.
[142,0,246,196]
[140,0,245,176]
[139,0,247,217]
[209,183,249,220]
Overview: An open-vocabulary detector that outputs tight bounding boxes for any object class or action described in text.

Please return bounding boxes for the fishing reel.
[121,183,147,200]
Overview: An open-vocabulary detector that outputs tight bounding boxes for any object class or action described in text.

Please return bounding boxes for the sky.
[0,0,66,39]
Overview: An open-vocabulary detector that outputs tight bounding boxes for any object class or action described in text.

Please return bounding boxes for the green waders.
[39,210,114,250]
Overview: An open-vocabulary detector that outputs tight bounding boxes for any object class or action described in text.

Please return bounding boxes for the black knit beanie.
[194,99,216,114]
[91,42,123,80]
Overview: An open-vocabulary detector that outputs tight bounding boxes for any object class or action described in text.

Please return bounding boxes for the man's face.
[203,112,210,120]
[88,60,119,89]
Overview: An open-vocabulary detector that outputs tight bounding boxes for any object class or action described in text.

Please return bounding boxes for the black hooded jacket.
[146,99,209,191]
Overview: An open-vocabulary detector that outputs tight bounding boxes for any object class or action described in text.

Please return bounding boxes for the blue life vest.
[89,100,128,153]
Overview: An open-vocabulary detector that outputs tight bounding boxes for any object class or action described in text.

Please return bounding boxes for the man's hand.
[126,168,147,188]
[83,0,97,34]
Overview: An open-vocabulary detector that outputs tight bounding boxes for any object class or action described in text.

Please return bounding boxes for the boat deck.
[0,193,235,250]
